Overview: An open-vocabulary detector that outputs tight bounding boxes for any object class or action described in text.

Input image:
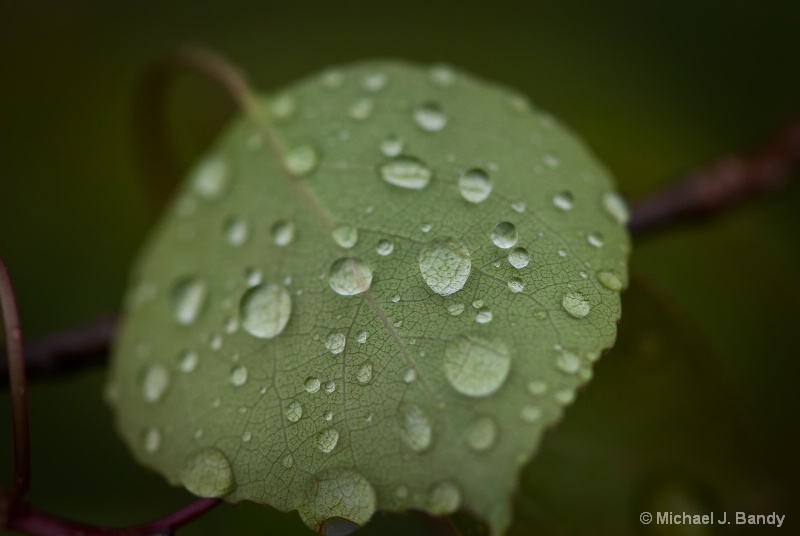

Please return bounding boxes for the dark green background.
[1,1,798,534]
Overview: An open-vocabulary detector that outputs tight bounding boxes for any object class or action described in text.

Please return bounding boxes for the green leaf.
[108,61,630,534]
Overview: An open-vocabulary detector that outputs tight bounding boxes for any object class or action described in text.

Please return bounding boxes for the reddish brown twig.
[629,116,800,236]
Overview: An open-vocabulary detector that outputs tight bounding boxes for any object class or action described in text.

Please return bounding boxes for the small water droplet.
[491,221,518,248]
[403,369,416,383]
[143,426,161,454]
[181,448,236,498]
[520,404,542,423]
[245,267,263,287]
[413,102,447,131]
[528,380,548,395]
[427,481,461,515]
[282,453,294,468]
[170,277,208,325]
[562,291,591,318]
[399,403,432,452]
[556,350,581,374]
[418,236,471,296]
[324,410,334,422]
[587,232,605,248]
[533,311,547,321]
[554,389,576,405]
[458,168,492,203]
[466,416,497,452]
[363,72,387,91]
[321,69,344,88]
[472,299,484,308]
[317,428,340,453]
[602,192,630,225]
[325,333,346,355]
[240,284,292,339]
[420,223,432,233]
[332,225,359,248]
[507,278,524,293]
[552,191,574,211]
[270,93,295,119]
[209,333,222,351]
[543,153,560,168]
[597,271,623,291]
[475,308,493,324]
[357,363,373,384]
[178,350,199,373]
[271,220,295,246]
[190,152,229,200]
[285,400,303,422]
[194,428,204,439]
[356,330,368,344]
[286,144,319,176]
[376,239,394,256]
[390,294,400,303]
[380,156,432,190]
[223,216,250,246]
[230,365,248,386]
[325,381,336,394]
[305,377,321,393]
[444,335,511,397]
[429,64,456,86]
[508,247,530,269]
[558,249,567,258]
[348,97,374,120]
[328,257,373,296]
[141,364,170,403]
[511,201,527,213]
[380,135,404,157]
[448,303,465,316]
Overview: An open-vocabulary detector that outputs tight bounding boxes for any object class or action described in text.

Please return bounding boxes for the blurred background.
[1,1,799,534]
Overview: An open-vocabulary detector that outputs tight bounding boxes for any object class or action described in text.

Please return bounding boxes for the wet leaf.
[108,61,630,534]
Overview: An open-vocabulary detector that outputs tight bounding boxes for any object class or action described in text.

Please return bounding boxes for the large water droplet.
[181,448,236,498]
[298,468,376,530]
[380,156,432,190]
[230,365,248,386]
[356,363,373,384]
[466,416,497,451]
[413,102,447,131]
[380,135,404,157]
[553,191,574,211]
[376,239,394,256]
[418,236,471,296]
[317,428,340,453]
[286,144,319,175]
[399,403,432,452]
[271,220,295,246]
[190,152,228,200]
[143,426,161,454]
[597,271,623,291]
[326,333,346,355]
[332,225,359,248]
[562,291,591,318]
[285,400,303,422]
[556,350,581,374]
[491,221,518,248]
[328,257,373,296]
[427,481,461,515]
[444,335,511,397]
[141,364,170,403]
[239,284,292,339]
[458,168,492,203]
[170,277,208,325]
[178,349,199,373]
[305,377,321,393]
[508,247,531,269]
[224,216,250,246]
[602,192,630,225]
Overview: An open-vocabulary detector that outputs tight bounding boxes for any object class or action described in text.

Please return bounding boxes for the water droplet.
[380,155,432,190]
[420,223,432,233]
[305,377,321,393]
[245,267,263,287]
[511,201,527,213]
[241,431,252,442]
[390,294,400,303]
[271,220,295,246]
[472,299,484,309]
[444,335,511,397]
[286,144,319,176]
[356,330,368,344]
[270,93,295,119]
[190,152,228,200]
[324,410,334,421]
[427,481,461,515]
[602,192,630,225]
[356,363,373,384]
[325,333,346,355]
[552,191,574,211]
[448,303,465,316]
[141,364,170,403]
[376,239,394,256]
[507,278,524,293]
[418,236,471,296]
[458,168,492,203]
[520,405,542,423]
[597,271,623,291]
[491,221,518,248]
[543,153,560,168]
[403,369,416,383]
[587,232,605,248]
[533,311,547,321]
[413,102,447,131]
[298,468,376,529]
[321,69,344,88]
[554,389,576,405]
[508,247,530,269]
[348,97,374,120]
[143,426,161,454]
[562,291,591,318]
[282,453,294,468]
[194,428,204,439]
[528,380,548,395]
[558,249,568,258]
[209,334,222,351]
[399,403,432,452]
[170,277,208,325]
[466,417,496,451]
[316,428,340,453]
[429,64,456,86]
[556,350,581,374]
[223,216,250,246]
[178,350,199,373]
[328,257,373,296]
[325,381,336,394]
[380,135,404,157]
[363,72,387,91]
[230,365,248,386]
[285,400,303,423]
[332,225,359,248]
[181,448,236,498]
[475,308,493,324]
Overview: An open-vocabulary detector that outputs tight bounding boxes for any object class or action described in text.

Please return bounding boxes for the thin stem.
[0,255,31,502]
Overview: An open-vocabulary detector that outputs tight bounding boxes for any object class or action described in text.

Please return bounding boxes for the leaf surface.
[109,61,630,534]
